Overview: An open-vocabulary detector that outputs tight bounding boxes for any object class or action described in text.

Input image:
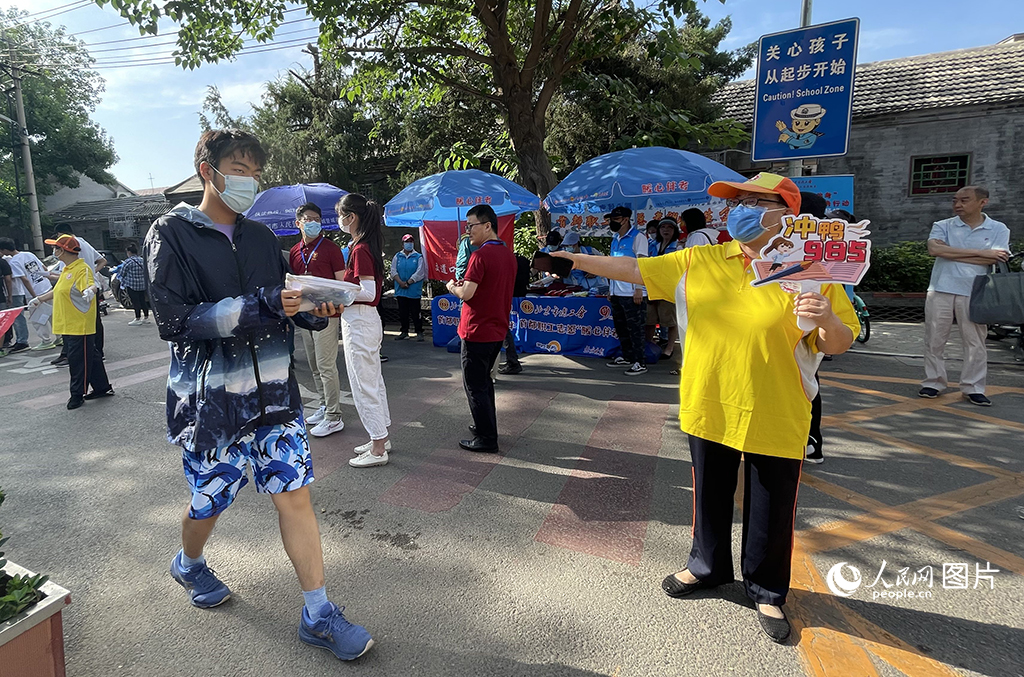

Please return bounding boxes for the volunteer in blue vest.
[605,206,648,376]
[391,234,427,341]
[551,173,859,643]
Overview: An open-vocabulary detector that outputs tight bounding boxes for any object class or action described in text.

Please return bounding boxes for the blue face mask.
[403,242,414,252]
[303,220,322,238]
[726,204,773,243]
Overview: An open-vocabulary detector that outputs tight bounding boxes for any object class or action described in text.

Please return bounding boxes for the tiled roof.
[47,195,169,223]
[713,39,1024,126]
[165,175,203,197]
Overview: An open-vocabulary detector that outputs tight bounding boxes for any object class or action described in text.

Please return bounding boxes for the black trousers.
[502,329,520,367]
[58,309,103,359]
[396,296,423,334]
[65,333,111,398]
[808,372,822,452]
[609,295,647,365]
[461,339,503,445]
[127,288,149,319]
[686,435,802,606]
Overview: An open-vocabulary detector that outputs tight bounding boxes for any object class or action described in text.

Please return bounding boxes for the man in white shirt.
[0,237,53,351]
[920,186,1010,406]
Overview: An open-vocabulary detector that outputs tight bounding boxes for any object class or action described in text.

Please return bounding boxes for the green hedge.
[858,241,934,293]
[858,240,1024,293]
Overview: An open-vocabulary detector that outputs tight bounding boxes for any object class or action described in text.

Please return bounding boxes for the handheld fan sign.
[751,213,871,331]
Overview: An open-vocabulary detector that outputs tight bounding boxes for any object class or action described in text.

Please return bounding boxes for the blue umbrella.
[244,183,349,235]
[543,147,745,230]
[384,169,540,227]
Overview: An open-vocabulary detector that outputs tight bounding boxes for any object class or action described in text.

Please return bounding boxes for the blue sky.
[10,0,1024,192]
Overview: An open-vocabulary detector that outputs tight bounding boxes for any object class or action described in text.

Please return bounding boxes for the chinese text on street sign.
[752,18,860,162]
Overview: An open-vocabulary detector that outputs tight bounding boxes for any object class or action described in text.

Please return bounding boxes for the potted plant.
[0,488,71,677]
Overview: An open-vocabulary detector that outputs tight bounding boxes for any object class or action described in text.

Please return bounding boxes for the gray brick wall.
[817,104,1024,246]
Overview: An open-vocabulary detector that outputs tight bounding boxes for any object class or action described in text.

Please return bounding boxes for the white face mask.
[211,166,259,214]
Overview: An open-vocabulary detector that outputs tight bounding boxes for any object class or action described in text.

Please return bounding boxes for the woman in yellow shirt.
[29,235,112,410]
[553,173,858,643]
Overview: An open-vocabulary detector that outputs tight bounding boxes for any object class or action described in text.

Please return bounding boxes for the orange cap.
[707,172,801,213]
[44,234,81,253]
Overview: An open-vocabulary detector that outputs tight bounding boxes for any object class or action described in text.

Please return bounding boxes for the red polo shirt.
[289,235,347,316]
[343,242,382,307]
[458,239,516,343]
[289,235,346,279]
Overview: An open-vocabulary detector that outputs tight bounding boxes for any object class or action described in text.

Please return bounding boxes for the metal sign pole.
[789,0,813,178]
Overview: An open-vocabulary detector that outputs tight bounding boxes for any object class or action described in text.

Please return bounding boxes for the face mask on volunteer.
[726,204,781,243]
[403,242,414,252]
[210,165,258,214]
[303,220,322,238]
[609,219,623,233]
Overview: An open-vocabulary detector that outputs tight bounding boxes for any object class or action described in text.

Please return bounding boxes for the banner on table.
[422,214,516,282]
[552,197,732,238]
[791,175,854,213]
[431,295,621,358]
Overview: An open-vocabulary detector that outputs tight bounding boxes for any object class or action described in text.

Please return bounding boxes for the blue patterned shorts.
[182,418,314,520]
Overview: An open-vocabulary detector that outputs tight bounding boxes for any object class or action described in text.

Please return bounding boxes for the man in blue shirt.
[392,234,427,341]
[605,206,648,375]
[920,186,1010,406]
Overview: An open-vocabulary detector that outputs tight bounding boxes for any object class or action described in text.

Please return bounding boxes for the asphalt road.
[1,308,1021,677]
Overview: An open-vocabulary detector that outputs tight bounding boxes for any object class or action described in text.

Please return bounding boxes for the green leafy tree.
[0,9,117,243]
[96,0,739,200]
[547,13,753,168]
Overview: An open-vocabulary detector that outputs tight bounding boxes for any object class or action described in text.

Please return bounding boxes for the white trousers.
[340,304,392,440]
[922,291,988,394]
[300,317,342,420]
[29,302,54,344]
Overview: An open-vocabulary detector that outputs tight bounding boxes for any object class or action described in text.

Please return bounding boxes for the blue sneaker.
[299,602,374,660]
[169,551,231,608]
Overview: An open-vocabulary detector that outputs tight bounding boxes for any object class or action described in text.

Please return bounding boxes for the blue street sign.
[751,18,859,163]
[791,175,855,214]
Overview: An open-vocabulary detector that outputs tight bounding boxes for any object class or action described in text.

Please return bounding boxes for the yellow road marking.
[831,422,1016,479]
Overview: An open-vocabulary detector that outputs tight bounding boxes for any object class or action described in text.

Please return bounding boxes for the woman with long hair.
[646,218,683,359]
[337,193,393,468]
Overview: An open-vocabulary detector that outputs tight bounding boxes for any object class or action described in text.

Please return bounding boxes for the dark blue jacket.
[144,204,326,453]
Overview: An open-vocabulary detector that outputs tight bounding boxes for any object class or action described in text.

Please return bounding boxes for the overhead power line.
[87,25,319,54]
[31,35,317,70]
[4,0,94,28]
[69,5,311,38]
[79,15,315,49]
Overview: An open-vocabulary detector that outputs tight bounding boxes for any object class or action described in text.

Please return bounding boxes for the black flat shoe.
[459,438,499,453]
[84,387,115,400]
[661,572,712,598]
[757,607,791,643]
[67,396,84,410]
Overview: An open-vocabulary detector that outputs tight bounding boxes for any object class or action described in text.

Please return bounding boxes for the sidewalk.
[850,321,1024,365]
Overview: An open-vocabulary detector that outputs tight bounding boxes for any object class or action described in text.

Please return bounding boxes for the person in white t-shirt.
[682,208,721,248]
[0,238,54,351]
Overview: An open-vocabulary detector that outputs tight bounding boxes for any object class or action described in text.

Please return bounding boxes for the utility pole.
[5,43,42,255]
[789,0,813,179]
[148,173,155,190]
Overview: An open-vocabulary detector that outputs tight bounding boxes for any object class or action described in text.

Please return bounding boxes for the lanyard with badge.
[300,238,323,274]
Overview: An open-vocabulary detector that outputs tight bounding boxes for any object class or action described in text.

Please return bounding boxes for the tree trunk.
[503,91,557,238]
